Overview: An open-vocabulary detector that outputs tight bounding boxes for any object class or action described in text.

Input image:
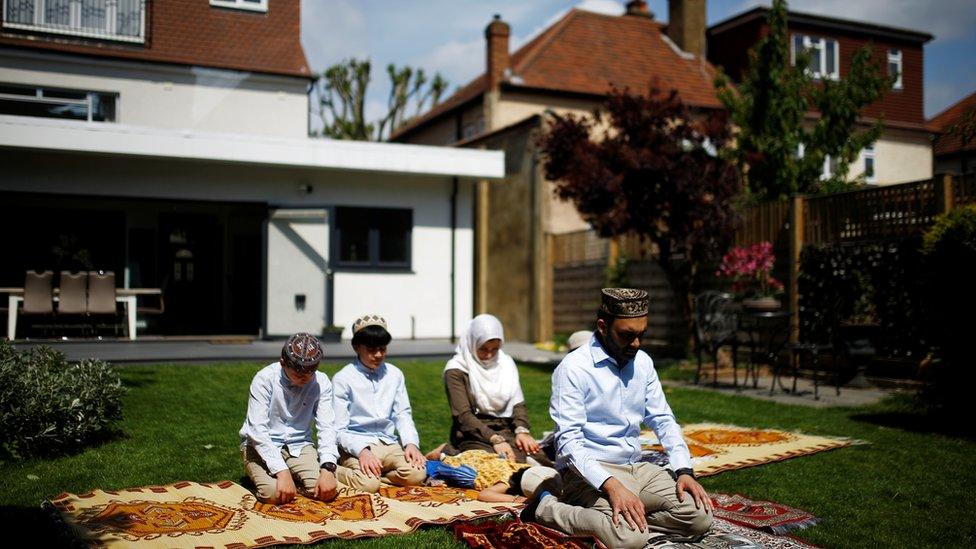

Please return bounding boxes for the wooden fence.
[549,174,974,354]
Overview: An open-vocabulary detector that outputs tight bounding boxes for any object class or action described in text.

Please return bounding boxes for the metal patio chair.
[693,291,742,387]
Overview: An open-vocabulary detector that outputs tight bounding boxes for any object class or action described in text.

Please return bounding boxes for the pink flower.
[717,241,783,298]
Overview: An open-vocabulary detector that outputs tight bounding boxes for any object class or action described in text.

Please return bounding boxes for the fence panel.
[953,172,976,207]
[735,201,790,246]
[804,179,939,245]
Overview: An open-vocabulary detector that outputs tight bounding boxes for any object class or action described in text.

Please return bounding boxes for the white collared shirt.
[238,362,338,475]
[550,335,692,489]
[331,360,420,456]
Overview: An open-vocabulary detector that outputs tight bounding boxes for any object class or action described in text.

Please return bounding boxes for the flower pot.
[742,297,782,311]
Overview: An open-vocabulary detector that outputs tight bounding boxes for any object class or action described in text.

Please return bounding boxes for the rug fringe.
[768,516,821,535]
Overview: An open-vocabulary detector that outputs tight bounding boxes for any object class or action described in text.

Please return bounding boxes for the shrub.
[920,205,976,412]
[0,341,126,458]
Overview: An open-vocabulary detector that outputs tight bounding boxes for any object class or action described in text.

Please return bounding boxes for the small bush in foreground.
[0,341,125,458]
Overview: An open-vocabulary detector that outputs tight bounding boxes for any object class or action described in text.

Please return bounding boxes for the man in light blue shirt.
[531,288,713,548]
[332,315,426,492]
[239,333,339,504]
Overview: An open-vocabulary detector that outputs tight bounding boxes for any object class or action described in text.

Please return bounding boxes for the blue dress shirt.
[238,361,339,475]
[550,335,692,489]
[331,360,420,456]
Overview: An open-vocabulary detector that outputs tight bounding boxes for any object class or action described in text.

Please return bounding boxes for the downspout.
[451,177,458,342]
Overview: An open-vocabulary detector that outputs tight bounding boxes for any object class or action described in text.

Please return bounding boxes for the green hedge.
[0,342,126,458]
[798,239,928,359]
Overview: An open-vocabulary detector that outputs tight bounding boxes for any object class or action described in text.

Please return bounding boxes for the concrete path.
[665,372,897,408]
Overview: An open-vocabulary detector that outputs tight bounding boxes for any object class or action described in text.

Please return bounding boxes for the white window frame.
[0,82,118,122]
[863,144,876,183]
[791,33,839,80]
[1,0,146,43]
[209,0,268,12]
[887,48,903,90]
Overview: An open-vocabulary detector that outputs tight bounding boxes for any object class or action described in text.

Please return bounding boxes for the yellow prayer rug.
[46,480,516,548]
[640,422,862,476]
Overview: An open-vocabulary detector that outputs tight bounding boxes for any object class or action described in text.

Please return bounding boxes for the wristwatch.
[514,426,531,435]
[320,462,337,472]
[673,467,695,480]
[489,434,506,445]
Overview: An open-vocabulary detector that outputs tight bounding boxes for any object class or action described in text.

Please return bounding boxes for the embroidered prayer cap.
[281,332,323,374]
[600,288,649,318]
[352,314,388,334]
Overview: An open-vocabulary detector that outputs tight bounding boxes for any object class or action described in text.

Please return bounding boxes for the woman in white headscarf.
[441,314,544,464]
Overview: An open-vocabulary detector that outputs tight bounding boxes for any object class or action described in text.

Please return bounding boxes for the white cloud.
[577,0,625,16]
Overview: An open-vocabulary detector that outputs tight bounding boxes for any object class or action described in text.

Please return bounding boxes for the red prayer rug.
[710,493,820,535]
[454,517,818,549]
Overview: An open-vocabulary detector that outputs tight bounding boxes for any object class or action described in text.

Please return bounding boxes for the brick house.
[0,0,502,340]
[929,91,976,176]
[708,5,934,185]
[392,0,719,345]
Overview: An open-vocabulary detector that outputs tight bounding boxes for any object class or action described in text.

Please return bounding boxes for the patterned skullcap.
[600,288,649,318]
[352,314,388,334]
[281,332,323,374]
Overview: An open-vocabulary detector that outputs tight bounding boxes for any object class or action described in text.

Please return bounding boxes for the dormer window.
[791,33,839,80]
[210,0,268,12]
[2,0,146,43]
[887,49,903,90]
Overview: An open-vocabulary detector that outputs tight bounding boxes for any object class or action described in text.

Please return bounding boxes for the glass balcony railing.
[3,0,146,43]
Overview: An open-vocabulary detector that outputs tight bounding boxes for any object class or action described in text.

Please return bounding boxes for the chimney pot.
[625,0,654,18]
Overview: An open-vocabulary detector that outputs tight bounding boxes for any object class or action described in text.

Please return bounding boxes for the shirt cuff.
[579,462,613,490]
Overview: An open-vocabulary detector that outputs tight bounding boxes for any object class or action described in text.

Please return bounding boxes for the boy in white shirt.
[331,315,427,492]
[239,333,339,504]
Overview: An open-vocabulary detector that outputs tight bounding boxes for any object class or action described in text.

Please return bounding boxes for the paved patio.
[665,371,898,408]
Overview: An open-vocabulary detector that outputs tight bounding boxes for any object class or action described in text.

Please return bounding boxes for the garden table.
[2,287,161,341]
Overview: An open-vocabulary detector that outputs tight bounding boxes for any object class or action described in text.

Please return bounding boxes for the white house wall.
[266,210,329,336]
[0,150,476,340]
[0,48,308,138]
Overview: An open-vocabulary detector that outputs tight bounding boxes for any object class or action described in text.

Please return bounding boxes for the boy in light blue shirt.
[331,315,427,492]
[239,333,339,504]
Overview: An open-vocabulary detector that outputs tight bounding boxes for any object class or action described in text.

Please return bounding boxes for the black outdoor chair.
[789,301,852,399]
[693,291,741,387]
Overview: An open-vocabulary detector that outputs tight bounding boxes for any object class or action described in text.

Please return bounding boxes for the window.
[863,144,876,183]
[0,83,117,122]
[334,207,412,269]
[887,49,903,90]
[792,34,839,80]
[2,0,146,43]
[209,0,267,12]
[821,154,839,180]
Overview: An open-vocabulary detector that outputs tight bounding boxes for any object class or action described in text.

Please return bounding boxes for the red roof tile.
[930,91,976,156]
[393,9,721,140]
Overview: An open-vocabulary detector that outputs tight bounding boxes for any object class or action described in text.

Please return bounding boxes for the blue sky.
[300,0,976,127]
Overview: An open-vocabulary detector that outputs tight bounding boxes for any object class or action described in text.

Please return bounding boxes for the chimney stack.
[667,0,706,57]
[485,14,510,89]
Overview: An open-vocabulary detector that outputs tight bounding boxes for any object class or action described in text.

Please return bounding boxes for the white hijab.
[444,314,524,417]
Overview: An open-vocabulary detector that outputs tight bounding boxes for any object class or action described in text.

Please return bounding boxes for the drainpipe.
[450,176,458,342]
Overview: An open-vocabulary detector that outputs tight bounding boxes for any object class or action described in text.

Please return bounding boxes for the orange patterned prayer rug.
[639,423,861,477]
[46,480,515,548]
[709,493,820,535]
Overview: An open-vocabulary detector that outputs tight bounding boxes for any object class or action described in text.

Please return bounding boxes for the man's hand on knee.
[314,470,338,501]
[602,476,647,532]
[675,474,713,513]
[274,470,297,504]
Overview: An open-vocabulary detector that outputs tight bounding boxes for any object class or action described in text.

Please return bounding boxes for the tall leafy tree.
[539,85,743,343]
[715,0,891,200]
[310,59,448,141]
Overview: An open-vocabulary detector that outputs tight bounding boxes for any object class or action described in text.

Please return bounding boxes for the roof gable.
[393,8,721,140]
[931,91,976,156]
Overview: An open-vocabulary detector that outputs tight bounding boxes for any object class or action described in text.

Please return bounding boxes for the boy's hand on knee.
[359,448,383,477]
[403,444,427,469]
[515,433,540,454]
[314,470,338,501]
[602,476,647,532]
[675,475,713,513]
[274,471,297,504]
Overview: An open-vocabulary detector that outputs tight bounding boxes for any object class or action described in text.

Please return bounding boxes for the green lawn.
[1,359,974,548]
